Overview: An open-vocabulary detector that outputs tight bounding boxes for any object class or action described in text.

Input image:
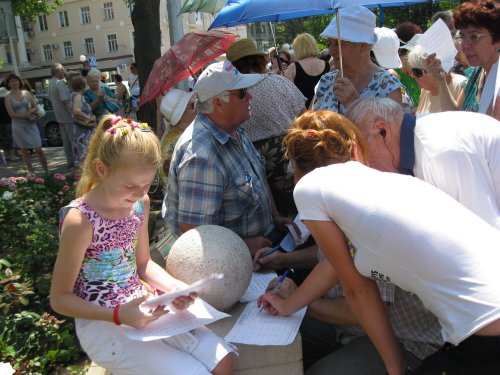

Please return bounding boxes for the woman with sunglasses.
[285,33,330,108]
[426,0,499,119]
[408,44,466,114]
[268,48,291,75]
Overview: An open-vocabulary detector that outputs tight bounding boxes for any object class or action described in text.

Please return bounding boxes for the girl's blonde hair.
[76,115,161,197]
[284,110,369,174]
[292,33,320,60]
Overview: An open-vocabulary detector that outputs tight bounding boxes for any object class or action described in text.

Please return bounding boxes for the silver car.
[35,93,62,147]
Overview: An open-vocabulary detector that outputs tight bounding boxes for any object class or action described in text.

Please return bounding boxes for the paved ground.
[0,147,72,179]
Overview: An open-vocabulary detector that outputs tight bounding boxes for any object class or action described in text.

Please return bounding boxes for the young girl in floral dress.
[50,115,235,374]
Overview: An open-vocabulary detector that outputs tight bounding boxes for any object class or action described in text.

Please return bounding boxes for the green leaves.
[0,173,82,372]
[11,0,64,22]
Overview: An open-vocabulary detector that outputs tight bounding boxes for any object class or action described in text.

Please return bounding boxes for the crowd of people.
[0,62,138,173]
[4,0,494,374]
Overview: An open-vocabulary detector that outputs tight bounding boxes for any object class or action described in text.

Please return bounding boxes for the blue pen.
[260,270,289,312]
[261,244,281,258]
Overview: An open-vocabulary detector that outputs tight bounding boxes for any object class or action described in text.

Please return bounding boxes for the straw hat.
[226,38,266,63]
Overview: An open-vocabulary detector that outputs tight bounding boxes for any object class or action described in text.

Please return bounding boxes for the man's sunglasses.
[411,68,427,78]
[226,88,248,100]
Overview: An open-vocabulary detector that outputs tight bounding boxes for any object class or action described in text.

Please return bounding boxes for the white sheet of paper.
[122,298,230,341]
[239,272,277,303]
[140,273,223,310]
[479,60,499,114]
[280,216,311,252]
[417,19,457,72]
[225,302,307,346]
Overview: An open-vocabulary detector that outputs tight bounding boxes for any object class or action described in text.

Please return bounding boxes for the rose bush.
[0,173,83,373]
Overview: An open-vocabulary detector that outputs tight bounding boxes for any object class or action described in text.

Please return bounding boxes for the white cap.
[372,27,402,69]
[160,89,196,126]
[0,87,9,98]
[194,60,264,102]
[320,6,377,44]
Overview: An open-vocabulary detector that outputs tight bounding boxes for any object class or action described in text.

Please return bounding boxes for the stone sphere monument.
[166,225,253,311]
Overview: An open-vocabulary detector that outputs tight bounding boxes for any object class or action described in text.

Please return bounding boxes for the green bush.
[0,173,84,373]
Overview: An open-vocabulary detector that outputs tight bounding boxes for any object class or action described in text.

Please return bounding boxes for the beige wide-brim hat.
[226,38,266,63]
[160,89,196,126]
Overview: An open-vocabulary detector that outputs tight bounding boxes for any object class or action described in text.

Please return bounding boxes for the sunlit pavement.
[0,147,74,178]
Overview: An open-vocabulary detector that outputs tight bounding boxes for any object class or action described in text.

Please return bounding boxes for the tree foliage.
[275,1,463,49]
[11,0,63,22]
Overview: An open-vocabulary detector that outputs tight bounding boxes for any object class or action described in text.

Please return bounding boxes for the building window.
[103,2,114,21]
[63,41,73,58]
[38,15,48,31]
[6,52,12,64]
[59,10,69,28]
[81,6,92,24]
[84,37,95,55]
[43,45,53,61]
[107,34,118,52]
[127,3,134,16]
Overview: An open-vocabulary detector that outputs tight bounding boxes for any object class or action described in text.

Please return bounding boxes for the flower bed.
[0,173,84,374]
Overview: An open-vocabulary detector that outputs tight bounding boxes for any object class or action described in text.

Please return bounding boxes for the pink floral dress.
[59,199,147,308]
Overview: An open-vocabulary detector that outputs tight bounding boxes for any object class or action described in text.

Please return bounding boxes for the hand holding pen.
[258,270,289,314]
[253,245,284,271]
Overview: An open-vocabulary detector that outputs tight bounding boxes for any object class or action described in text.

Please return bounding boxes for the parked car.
[35,93,62,147]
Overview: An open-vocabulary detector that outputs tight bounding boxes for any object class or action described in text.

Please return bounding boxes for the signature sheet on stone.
[123,299,229,341]
[239,272,277,303]
[225,302,307,345]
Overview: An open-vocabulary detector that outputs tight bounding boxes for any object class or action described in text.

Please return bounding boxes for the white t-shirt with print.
[295,161,500,344]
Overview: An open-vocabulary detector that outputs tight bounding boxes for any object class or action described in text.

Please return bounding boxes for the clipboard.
[140,273,224,309]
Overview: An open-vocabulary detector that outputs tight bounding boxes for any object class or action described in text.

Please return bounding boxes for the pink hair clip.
[111,116,122,126]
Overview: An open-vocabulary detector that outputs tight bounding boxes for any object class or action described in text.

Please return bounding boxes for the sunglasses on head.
[226,88,248,100]
[411,68,427,78]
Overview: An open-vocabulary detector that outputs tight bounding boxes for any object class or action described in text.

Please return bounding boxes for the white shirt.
[129,73,140,96]
[295,161,500,344]
[414,111,500,230]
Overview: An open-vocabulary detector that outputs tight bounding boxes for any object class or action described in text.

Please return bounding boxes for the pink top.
[59,199,147,308]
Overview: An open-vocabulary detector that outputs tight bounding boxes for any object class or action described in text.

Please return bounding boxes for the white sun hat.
[372,27,402,69]
[320,6,377,44]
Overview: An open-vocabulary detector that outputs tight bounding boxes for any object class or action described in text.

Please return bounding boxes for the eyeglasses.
[224,88,248,100]
[279,57,289,65]
[411,68,427,78]
[455,32,493,44]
